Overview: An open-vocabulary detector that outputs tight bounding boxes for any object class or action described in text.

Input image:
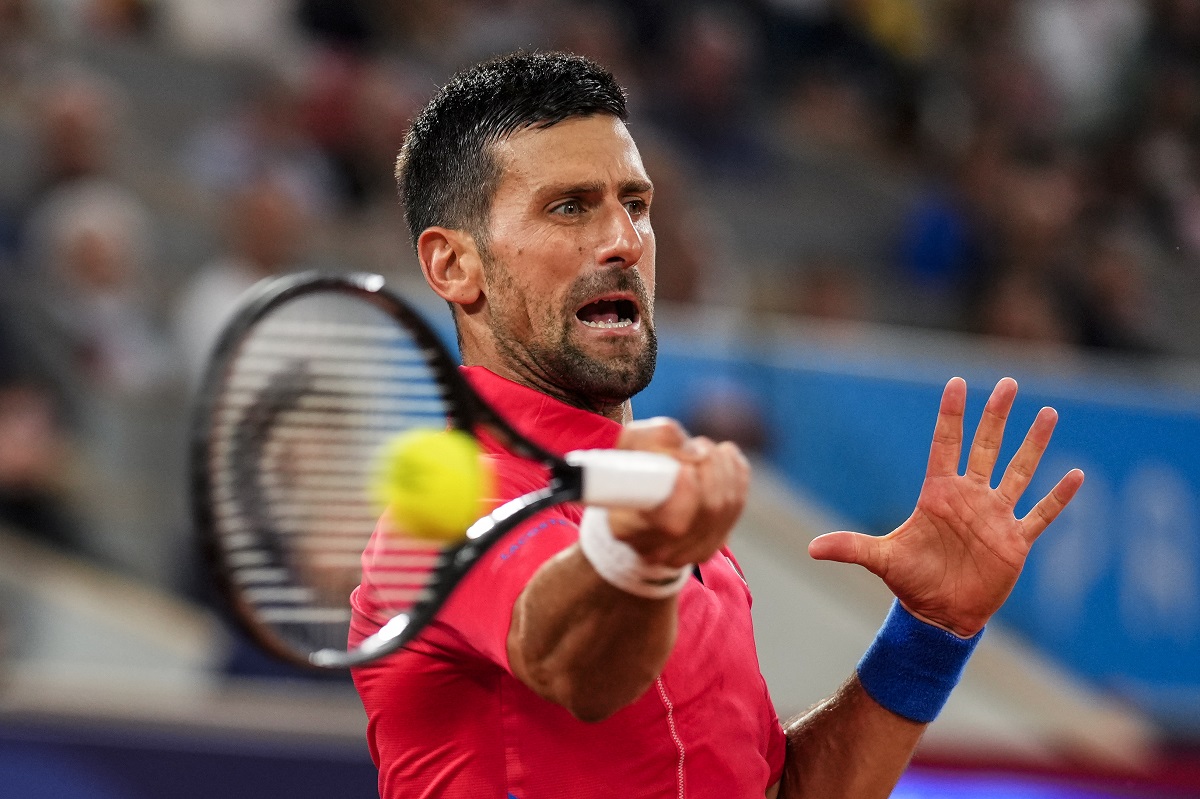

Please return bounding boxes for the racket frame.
[191,271,587,670]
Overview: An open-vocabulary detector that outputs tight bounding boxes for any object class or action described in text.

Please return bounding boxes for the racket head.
[191,271,579,670]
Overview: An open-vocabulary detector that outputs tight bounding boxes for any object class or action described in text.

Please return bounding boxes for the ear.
[417,227,484,307]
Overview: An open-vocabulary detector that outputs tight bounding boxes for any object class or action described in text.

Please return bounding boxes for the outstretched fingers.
[926,377,967,478]
[995,406,1057,507]
[1020,468,1085,542]
[965,377,1018,483]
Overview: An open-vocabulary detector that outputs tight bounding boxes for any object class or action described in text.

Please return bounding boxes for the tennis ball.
[370,428,493,541]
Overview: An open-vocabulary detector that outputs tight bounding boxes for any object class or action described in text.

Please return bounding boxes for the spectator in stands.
[301,53,426,214]
[363,0,473,74]
[996,138,1083,275]
[83,0,157,40]
[955,136,1089,347]
[180,67,339,218]
[974,271,1075,348]
[899,128,1008,302]
[1013,0,1147,139]
[0,0,44,102]
[549,0,644,105]
[1071,226,1166,354]
[1134,60,1200,262]
[777,61,889,157]
[4,67,125,271]
[173,176,313,381]
[649,4,773,175]
[0,378,79,552]
[19,181,172,406]
[28,67,120,192]
[0,305,79,553]
[155,0,305,61]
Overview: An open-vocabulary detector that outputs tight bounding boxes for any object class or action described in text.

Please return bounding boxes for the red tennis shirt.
[350,366,786,798]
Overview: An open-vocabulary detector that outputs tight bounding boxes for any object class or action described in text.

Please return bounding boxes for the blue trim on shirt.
[498,517,571,561]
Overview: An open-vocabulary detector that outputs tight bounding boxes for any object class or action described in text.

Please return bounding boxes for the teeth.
[581,319,633,329]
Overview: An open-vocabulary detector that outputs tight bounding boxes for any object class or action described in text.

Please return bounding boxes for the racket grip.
[565,449,681,509]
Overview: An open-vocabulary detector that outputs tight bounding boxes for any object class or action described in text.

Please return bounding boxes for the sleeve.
[416,456,582,671]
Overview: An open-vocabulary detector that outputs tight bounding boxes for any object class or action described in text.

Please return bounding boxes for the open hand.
[808,377,1084,637]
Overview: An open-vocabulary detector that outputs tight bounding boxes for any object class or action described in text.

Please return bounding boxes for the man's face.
[479,114,657,410]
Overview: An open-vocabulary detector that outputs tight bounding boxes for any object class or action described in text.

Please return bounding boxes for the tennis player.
[349,51,1083,798]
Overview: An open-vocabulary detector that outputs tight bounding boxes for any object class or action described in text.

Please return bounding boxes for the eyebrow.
[536,179,654,198]
[620,178,654,195]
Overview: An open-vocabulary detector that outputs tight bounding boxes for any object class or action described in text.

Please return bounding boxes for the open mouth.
[575,296,641,330]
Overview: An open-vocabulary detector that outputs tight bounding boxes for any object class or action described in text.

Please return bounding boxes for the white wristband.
[577,507,691,599]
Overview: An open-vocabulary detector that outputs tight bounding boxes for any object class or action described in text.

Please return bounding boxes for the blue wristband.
[856,600,984,724]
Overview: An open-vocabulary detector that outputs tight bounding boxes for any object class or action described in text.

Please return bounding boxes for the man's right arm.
[506,420,749,721]
[507,545,680,721]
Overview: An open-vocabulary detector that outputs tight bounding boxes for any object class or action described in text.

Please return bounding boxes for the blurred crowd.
[0,0,1198,594]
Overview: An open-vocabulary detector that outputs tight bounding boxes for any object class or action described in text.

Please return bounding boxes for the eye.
[624,198,649,217]
[551,199,584,216]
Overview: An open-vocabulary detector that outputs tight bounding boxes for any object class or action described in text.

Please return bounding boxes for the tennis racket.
[192,271,679,670]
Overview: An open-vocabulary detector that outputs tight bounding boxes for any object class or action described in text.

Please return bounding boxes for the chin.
[583,344,657,398]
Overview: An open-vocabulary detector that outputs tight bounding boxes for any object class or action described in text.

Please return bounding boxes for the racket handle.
[565,449,681,509]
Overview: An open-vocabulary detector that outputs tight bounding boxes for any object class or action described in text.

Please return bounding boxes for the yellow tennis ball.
[370,428,493,541]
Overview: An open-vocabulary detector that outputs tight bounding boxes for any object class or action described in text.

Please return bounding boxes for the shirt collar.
[460,366,622,456]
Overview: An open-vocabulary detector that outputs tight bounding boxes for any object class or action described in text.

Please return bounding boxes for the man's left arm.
[773,376,1084,799]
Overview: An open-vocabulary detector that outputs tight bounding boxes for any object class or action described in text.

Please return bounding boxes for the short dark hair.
[396,51,628,248]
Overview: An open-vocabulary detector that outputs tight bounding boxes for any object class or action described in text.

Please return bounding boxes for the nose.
[595,200,645,269]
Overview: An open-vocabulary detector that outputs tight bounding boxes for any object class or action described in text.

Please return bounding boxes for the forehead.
[491,115,648,196]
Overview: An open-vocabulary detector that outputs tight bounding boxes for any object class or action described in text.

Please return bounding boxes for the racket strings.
[208,293,464,661]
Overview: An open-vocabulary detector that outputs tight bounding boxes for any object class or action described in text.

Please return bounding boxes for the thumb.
[808,531,884,575]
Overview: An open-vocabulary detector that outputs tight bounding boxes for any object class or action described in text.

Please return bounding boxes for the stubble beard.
[485,255,658,411]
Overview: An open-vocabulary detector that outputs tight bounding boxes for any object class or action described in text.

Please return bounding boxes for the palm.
[810,378,1084,637]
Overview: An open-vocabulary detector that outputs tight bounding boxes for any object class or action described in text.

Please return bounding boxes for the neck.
[457,315,636,424]
[466,357,631,424]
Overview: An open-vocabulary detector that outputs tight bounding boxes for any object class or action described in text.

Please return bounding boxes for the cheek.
[487,255,572,329]
[509,246,580,300]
